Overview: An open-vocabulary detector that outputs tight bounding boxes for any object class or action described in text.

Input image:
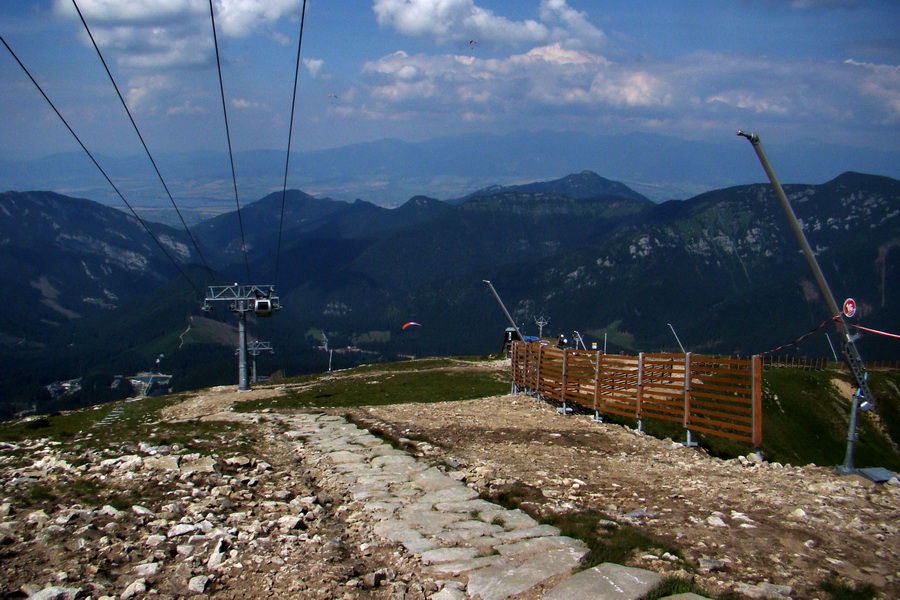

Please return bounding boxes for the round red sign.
[842,298,857,318]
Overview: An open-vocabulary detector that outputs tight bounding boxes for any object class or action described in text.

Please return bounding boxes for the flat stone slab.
[373,520,440,553]
[363,500,403,515]
[412,467,462,492]
[543,563,665,600]
[420,546,481,565]
[433,499,500,514]
[399,510,465,534]
[466,546,588,600]
[326,450,366,464]
[491,523,560,541]
[433,521,505,544]
[479,507,540,529]
[659,594,713,600]
[425,555,507,575]
[421,486,480,504]
[496,535,588,558]
[371,454,419,468]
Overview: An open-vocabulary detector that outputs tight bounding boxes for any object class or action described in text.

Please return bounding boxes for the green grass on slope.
[236,363,509,412]
[0,393,253,455]
[761,369,900,470]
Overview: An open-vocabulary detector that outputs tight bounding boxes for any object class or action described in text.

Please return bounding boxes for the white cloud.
[372,0,604,48]
[53,0,204,24]
[54,0,303,69]
[231,98,266,110]
[785,0,858,8]
[167,100,207,115]
[361,45,663,115]
[303,58,326,79]
[705,92,789,115]
[590,71,670,108]
[353,41,900,145]
[538,0,606,48]
[843,59,900,121]
[87,23,213,70]
[125,73,178,111]
[744,0,859,9]
[213,0,302,37]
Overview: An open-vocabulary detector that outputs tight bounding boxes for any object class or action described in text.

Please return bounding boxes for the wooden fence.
[511,341,763,447]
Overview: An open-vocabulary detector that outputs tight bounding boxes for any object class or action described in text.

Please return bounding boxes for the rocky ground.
[0,361,898,599]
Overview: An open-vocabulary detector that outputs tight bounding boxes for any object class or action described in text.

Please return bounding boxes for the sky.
[1,0,898,164]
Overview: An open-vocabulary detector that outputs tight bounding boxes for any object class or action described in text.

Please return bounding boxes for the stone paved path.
[279,412,712,600]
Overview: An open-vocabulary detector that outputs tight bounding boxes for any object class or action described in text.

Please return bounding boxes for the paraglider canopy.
[402,322,422,330]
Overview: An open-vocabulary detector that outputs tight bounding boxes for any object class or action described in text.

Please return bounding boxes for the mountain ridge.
[0,170,897,415]
[4,130,900,208]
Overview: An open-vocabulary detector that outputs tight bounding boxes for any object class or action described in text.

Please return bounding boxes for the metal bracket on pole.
[737,131,876,474]
[203,284,281,391]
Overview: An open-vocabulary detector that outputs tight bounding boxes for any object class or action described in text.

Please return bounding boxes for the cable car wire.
[208,0,252,284]
[70,0,219,287]
[0,35,203,297]
[274,0,309,288]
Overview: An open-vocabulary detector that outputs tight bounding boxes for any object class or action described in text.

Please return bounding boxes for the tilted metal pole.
[737,131,875,473]
[483,280,523,340]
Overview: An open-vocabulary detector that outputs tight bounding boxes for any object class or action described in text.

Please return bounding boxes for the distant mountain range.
[1,169,897,416]
[3,130,899,209]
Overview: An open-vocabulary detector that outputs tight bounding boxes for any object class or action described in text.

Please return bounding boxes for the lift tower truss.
[203,285,281,391]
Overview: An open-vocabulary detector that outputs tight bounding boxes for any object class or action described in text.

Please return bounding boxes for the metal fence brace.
[683,353,698,447]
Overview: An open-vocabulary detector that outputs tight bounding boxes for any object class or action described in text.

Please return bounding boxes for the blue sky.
[1,0,898,163]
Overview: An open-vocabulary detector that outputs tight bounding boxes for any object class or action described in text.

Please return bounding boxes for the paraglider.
[402,322,422,330]
[327,93,338,100]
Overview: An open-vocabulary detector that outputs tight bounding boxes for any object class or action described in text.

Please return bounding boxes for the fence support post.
[559,349,572,415]
[636,353,644,432]
[536,344,545,403]
[752,355,763,449]
[683,352,698,447]
[593,350,603,421]
[510,341,518,395]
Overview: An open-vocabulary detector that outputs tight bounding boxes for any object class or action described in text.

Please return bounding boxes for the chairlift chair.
[254,298,273,317]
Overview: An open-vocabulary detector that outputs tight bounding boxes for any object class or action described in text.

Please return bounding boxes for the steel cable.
[70,0,220,287]
[208,0,252,283]
[0,35,202,297]
[274,0,309,288]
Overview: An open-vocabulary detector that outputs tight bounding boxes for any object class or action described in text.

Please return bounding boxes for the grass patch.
[28,484,56,502]
[479,483,690,580]
[348,356,496,374]
[0,392,254,462]
[545,510,683,569]
[365,425,419,453]
[762,369,900,470]
[638,577,742,600]
[236,367,507,412]
[820,578,879,600]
